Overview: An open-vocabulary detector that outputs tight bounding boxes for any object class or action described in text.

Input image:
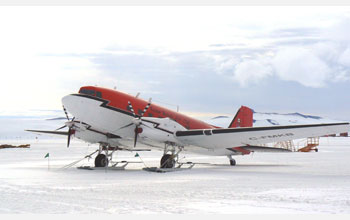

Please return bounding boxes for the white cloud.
[338,47,350,68]
[0,51,100,111]
[224,43,350,88]
[324,17,350,46]
[272,47,331,88]
[0,6,350,115]
[232,59,273,87]
[222,16,350,88]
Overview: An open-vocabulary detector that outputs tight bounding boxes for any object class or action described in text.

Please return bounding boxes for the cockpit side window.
[79,89,102,98]
[96,91,102,98]
[80,89,95,96]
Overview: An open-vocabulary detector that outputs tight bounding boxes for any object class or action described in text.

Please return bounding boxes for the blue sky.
[1,6,350,120]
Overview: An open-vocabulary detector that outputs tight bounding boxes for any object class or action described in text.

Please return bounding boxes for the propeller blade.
[127,101,136,117]
[133,126,144,148]
[140,102,151,117]
[117,122,134,130]
[56,125,67,131]
[128,100,151,118]
[63,105,70,120]
[67,128,71,148]
[133,126,138,148]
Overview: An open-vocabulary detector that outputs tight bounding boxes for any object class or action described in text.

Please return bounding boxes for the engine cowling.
[139,117,186,145]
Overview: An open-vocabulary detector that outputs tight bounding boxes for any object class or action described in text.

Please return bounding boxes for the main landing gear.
[160,154,175,168]
[228,155,236,166]
[94,144,116,167]
[93,143,183,169]
[95,154,108,167]
[160,143,183,169]
[93,143,237,169]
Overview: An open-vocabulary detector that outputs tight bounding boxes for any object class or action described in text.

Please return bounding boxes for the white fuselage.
[62,94,231,156]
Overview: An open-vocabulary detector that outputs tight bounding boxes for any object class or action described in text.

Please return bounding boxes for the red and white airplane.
[28,86,350,168]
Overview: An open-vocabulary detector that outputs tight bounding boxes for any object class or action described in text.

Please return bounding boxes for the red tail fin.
[228,106,253,128]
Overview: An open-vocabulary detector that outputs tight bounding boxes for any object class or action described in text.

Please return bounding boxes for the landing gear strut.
[228,155,236,166]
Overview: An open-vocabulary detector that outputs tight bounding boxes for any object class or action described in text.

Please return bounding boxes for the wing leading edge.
[175,122,350,149]
[25,130,68,135]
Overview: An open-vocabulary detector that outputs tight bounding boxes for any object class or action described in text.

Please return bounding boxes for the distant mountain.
[46,117,69,121]
[206,111,343,128]
[256,112,322,120]
[0,112,65,139]
[211,116,230,119]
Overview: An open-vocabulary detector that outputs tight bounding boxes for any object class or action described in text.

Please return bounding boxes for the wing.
[175,123,350,149]
[26,130,68,135]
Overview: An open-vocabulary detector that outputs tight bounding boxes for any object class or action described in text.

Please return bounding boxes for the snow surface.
[1,137,350,214]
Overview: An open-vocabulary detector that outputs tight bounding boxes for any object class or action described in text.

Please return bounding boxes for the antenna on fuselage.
[136,92,140,98]
[177,105,179,112]
[113,86,117,90]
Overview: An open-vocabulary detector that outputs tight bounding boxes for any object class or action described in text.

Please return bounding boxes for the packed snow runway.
[1,137,350,214]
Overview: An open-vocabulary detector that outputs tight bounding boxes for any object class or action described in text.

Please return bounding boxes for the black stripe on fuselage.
[141,118,174,134]
[175,122,349,137]
[86,127,122,139]
[71,93,174,135]
[72,93,136,117]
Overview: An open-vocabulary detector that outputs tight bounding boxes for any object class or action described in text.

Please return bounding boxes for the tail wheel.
[160,154,175,168]
[95,154,109,167]
[230,159,236,166]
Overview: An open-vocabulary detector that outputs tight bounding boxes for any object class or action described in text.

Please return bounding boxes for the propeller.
[120,100,152,148]
[56,105,75,148]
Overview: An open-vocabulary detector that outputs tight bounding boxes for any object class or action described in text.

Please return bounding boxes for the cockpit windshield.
[79,88,102,98]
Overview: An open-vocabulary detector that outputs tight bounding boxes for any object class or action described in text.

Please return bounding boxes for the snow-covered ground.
[1,137,350,214]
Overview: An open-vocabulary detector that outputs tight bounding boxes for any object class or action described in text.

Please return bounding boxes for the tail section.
[228,106,253,128]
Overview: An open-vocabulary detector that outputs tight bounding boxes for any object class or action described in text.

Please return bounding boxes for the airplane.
[27,86,350,169]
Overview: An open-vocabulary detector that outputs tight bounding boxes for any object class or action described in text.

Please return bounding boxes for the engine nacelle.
[139,117,186,145]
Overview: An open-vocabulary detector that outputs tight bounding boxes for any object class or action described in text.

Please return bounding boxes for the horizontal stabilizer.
[227,145,292,155]
[243,146,292,153]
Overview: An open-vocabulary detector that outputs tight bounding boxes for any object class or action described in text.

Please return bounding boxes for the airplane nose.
[61,95,79,115]
[61,94,97,122]
[62,95,72,109]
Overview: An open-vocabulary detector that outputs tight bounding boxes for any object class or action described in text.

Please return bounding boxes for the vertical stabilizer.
[228,106,253,128]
